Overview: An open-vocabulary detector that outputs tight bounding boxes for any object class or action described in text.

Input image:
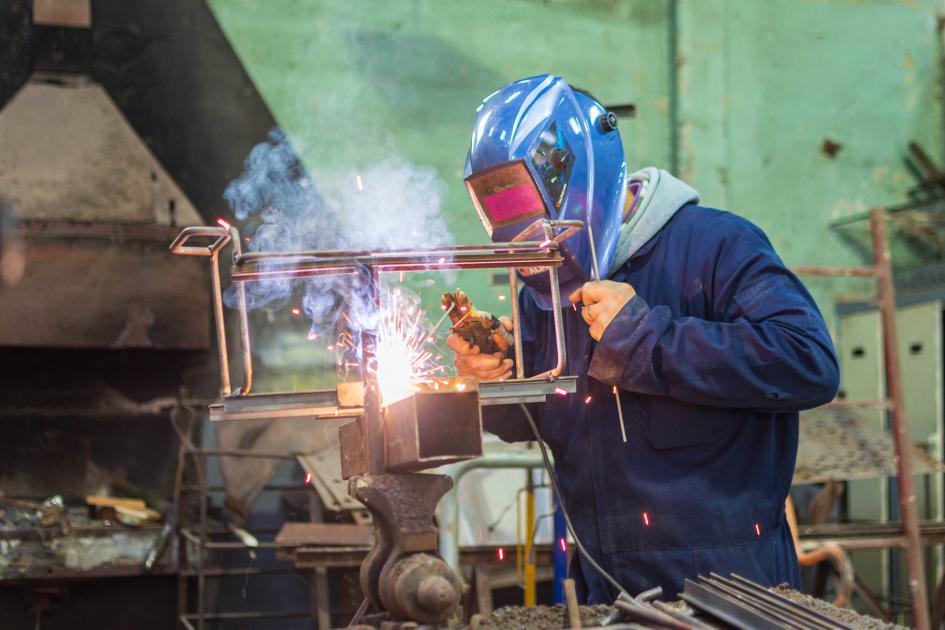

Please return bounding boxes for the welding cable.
[518,402,630,599]
[485,484,548,535]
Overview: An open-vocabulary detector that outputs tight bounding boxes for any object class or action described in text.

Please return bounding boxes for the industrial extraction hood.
[0,72,209,349]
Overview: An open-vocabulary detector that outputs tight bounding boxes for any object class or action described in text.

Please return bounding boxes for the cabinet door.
[895,302,943,590]
[838,309,888,601]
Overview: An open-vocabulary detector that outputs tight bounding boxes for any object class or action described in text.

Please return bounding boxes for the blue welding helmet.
[464,74,627,310]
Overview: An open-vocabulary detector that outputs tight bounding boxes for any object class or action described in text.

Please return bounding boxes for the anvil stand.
[169,219,583,627]
[343,269,464,626]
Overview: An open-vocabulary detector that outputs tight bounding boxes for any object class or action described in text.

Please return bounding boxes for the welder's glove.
[569,280,637,341]
[447,316,514,381]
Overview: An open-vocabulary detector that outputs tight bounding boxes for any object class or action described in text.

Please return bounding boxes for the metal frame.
[793,207,930,629]
[176,447,330,630]
[170,220,582,414]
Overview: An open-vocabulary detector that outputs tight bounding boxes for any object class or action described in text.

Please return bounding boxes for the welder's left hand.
[568,280,637,341]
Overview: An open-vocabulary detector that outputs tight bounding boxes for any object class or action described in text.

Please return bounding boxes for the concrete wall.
[208,0,942,324]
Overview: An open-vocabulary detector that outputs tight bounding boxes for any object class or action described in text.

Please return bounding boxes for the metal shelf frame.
[793,207,931,629]
[175,448,326,630]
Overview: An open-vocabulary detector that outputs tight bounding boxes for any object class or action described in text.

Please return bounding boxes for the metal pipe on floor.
[437,450,545,571]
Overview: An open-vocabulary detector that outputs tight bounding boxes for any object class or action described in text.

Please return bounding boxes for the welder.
[448,75,840,603]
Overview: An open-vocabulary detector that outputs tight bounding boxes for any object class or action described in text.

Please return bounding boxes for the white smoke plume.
[223,128,452,339]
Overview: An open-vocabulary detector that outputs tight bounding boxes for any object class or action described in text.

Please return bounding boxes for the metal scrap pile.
[466,573,906,630]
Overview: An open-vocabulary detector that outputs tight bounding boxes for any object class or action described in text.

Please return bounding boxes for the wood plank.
[86,495,146,510]
[275,522,373,548]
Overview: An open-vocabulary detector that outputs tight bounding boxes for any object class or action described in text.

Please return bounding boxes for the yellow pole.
[524,471,537,606]
[516,488,523,586]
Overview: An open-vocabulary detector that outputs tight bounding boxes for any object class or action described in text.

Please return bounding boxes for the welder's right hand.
[447,316,514,381]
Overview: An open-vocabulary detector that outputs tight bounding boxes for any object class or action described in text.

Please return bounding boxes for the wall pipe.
[438,450,546,571]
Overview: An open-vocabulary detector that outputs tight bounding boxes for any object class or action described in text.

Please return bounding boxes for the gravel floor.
[465,588,907,629]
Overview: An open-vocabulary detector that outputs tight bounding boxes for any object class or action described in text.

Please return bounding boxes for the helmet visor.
[464,160,548,238]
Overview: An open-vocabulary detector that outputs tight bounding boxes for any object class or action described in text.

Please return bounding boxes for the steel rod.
[509,268,525,379]
[792,266,876,278]
[209,251,231,396]
[362,267,385,475]
[871,207,930,629]
[823,398,893,410]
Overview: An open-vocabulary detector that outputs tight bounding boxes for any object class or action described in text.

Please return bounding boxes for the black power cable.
[518,402,630,599]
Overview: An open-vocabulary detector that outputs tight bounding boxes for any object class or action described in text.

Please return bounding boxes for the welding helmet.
[464,74,627,310]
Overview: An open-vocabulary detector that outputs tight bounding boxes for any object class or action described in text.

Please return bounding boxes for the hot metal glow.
[554,387,568,396]
[291,307,301,316]
[216,217,231,230]
[372,289,448,405]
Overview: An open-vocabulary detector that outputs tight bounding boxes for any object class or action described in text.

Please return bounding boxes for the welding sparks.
[559,538,567,552]
[584,395,592,404]
[498,294,507,301]
[539,239,553,249]
[307,332,317,340]
[754,523,762,536]
[291,307,301,316]
[373,288,447,405]
[438,257,446,265]
[643,512,650,526]
[304,472,312,484]
[497,547,505,561]
[456,382,467,392]
[216,217,231,230]
[554,387,568,397]
[355,174,364,191]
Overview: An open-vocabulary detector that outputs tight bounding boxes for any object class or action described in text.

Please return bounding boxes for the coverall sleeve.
[588,222,839,411]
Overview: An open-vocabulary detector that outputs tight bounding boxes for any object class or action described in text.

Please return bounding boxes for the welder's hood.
[464,75,627,310]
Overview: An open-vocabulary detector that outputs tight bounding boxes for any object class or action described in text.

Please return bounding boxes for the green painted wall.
[207,0,943,372]
[208,0,673,321]
[678,0,944,314]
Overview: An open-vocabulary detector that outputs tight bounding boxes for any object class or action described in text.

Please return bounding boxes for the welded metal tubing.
[361,267,385,475]
[871,207,930,629]
[437,450,545,570]
[169,225,231,256]
[209,250,231,396]
[231,245,564,282]
[509,269,525,379]
[528,227,567,380]
[539,263,567,380]
[227,226,253,395]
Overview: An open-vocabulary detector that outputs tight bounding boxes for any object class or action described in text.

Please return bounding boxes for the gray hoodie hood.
[607,167,700,276]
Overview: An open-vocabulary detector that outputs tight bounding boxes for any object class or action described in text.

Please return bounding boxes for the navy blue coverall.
[484,204,840,603]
